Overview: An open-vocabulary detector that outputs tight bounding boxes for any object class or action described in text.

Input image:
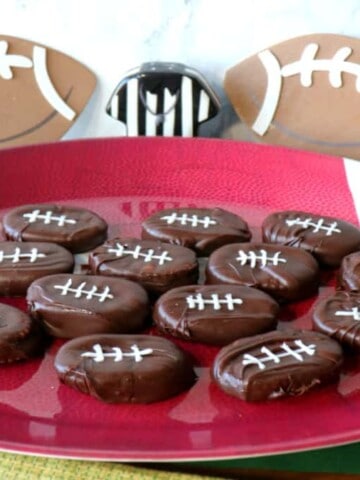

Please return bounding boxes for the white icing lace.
[0,247,45,263]
[53,279,113,302]
[81,343,153,363]
[242,340,316,370]
[186,293,243,311]
[236,249,286,268]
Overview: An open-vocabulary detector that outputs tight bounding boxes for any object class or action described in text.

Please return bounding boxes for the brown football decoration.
[0,35,96,147]
[224,34,360,159]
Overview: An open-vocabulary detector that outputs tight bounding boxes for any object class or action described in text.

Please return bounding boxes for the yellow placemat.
[0,452,225,480]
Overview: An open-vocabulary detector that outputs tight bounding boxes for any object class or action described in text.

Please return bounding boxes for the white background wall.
[1,0,359,139]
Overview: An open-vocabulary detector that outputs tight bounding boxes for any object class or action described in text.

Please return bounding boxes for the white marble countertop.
[1,0,360,140]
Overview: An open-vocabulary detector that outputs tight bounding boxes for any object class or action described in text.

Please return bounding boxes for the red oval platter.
[0,137,360,461]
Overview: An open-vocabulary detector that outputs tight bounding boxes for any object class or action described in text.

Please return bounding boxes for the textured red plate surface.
[0,137,360,461]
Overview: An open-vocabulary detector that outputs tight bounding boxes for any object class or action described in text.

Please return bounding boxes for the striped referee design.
[109,74,216,137]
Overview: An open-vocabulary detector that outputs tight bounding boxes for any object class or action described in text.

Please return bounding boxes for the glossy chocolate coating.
[2,203,108,253]
[89,237,199,295]
[54,334,196,403]
[0,303,47,363]
[338,251,360,292]
[212,329,343,402]
[141,207,251,256]
[0,241,74,296]
[205,242,320,302]
[262,210,360,267]
[313,291,360,349]
[27,273,150,338]
[153,284,279,345]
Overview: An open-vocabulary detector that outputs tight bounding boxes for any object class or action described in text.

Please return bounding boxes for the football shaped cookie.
[0,35,96,147]
[206,242,320,302]
[224,34,360,159]
[54,334,196,403]
[262,210,360,267]
[27,274,150,338]
[2,203,108,253]
[0,241,74,296]
[313,291,360,350]
[212,329,343,402]
[153,284,279,345]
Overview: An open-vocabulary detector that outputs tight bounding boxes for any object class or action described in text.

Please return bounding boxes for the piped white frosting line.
[32,46,76,121]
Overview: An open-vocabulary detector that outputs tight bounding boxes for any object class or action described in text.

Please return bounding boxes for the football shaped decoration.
[0,35,96,147]
[224,34,360,159]
[106,62,220,137]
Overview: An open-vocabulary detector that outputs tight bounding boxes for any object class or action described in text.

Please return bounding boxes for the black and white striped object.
[106,62,220,137]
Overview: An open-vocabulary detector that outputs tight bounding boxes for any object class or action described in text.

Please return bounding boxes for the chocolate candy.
[88,237,198,295]
[27,273,150,338]
[141,207,251,256]
[0,303,47,363]
[54,334,196,403]
[2,203,108,253]
[313,291,360,349]
[205,242,320,302]
[212,329,343,402]
[153,284,279,346]
[0,241,74,296]
[262,210,360,267]
[338,251,360,291]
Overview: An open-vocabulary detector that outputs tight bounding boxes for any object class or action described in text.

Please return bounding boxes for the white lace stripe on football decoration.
[242,340,316,370]
[81,343,153,362]
[53,279,114,302]
[252,49,283,136]
[186,293,243,311]
[335,307,360,320]
[252,43,360,136]
[23,209,77,226]
[160,212,217,229]
[106,243,172,265]
[32,46,76,121]
[0,247,46,263]
[236,249,287,268]
[285,217,341,236]
[281,43,360,90]
[0,40,32,79]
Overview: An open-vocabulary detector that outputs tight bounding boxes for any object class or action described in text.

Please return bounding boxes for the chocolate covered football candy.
[54,334,196,403]
[0,303,47,363]
[27,274,150,338]
[313,290,360,349]
[141,207,251,256]
[89,237,198,295]
[205,242,320,302]
[262,210,360,267]
[212,329,343,402]
[338,251,360,291]
[153,284,279,345]
[224,33,360,159]
[0,241,74,296]
[2,203,108,253]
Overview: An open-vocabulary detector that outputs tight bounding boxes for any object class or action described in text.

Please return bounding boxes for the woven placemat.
[0,452,225,480]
